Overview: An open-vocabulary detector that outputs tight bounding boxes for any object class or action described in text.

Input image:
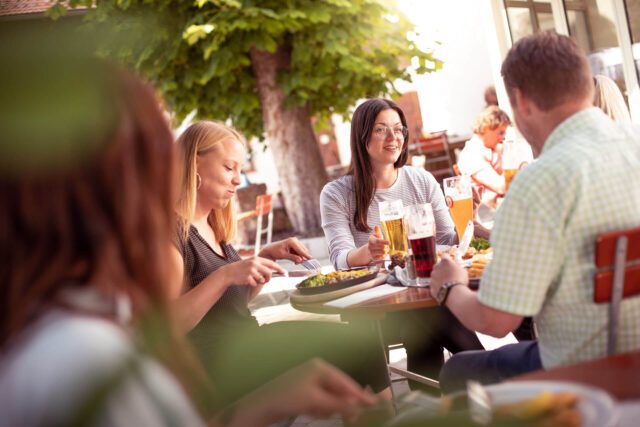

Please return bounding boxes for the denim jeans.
[438,340,542,394]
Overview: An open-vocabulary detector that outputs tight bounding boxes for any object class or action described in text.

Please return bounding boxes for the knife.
[457,220,475,262]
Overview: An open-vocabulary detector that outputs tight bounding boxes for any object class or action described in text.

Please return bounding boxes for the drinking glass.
[406,203,436,285]
[378,199,407,258]
[502,139,519,191]
[443,176,473,242]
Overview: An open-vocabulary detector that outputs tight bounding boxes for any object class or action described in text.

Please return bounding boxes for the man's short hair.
[501,31,593,111]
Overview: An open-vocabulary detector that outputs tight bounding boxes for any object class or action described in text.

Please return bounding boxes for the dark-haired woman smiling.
[320,98,484,390]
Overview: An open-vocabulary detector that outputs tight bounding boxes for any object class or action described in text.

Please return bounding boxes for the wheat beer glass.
[378,199,408,258]
[443,176,473,242]
[406,203,436,285]
[502,139,519,191]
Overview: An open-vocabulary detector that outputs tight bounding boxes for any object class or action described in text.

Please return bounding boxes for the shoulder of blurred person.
[0,306,203,427]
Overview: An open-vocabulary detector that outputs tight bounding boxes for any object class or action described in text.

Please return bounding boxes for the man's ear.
[513,88,532,115]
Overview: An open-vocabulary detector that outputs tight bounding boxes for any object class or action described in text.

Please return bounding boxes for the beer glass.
[406,203,436,285]
[502,139,519,191]
[443,176,473,242]
[378,199,407,258]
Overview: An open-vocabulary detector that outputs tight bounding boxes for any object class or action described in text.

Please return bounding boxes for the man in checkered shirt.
[430,31,640,393]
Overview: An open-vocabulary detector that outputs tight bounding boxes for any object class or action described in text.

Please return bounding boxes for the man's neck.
[533,98,594,152]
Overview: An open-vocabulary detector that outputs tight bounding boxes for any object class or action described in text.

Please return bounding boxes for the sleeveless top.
[177,224,259,342]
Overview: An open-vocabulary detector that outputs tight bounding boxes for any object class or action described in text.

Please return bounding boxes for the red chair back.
[256,194,273,216]
[594,226,640,303]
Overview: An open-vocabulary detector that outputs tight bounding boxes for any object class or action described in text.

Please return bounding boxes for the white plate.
[486,381,619,427]
[387,380,619,427]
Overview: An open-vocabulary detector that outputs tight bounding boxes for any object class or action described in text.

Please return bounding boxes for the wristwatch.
[436,281,463,306]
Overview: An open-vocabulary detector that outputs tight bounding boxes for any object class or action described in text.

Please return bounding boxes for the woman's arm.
[169,246,231,333]
[472,167,505,196]
[320,185,387,269]
[170,247,285,332]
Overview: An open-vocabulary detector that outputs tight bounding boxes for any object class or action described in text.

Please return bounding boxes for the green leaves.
[49,0,442,140]
[183,24,215,45]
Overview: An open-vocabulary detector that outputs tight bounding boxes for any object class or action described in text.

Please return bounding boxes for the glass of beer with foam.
[378,199,407,259]
[443,176,473,242]
[406,203,436,285]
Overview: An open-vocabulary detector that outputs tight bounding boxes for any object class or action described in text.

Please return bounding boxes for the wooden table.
[292,286,440,393]
[512,350,640,401]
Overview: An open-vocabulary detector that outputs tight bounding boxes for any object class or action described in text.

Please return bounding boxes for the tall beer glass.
[443,176,473,242]
[378,199,407,258]
[406,203,436,285]
[502,139,519,191]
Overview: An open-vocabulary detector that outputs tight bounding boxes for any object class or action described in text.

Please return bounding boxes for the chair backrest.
[593,226,640,303]
[411,131,454,181]
[255,194,273,216]
[593,226,640,355]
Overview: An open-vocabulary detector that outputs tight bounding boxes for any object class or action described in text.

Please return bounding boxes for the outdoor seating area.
[2,1,640,427]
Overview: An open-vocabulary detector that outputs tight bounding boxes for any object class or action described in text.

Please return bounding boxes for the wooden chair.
[238,194,274,255]
[593,226,640,355]
[409,131,454,181]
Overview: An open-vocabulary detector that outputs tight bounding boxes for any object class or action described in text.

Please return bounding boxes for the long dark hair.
[348,98,409,232]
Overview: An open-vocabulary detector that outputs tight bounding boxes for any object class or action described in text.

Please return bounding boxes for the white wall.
[396,0,495,137]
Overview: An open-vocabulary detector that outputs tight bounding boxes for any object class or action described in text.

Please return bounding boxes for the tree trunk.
[250,45,329,236]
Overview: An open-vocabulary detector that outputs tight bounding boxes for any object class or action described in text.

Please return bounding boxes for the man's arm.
[430,255,523,337]
[444,285,523,337]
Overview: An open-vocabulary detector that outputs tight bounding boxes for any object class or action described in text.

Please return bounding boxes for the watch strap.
[440,281,463,306]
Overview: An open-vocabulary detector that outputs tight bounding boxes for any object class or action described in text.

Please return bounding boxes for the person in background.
[171,120,391,405]
[457,106,512,207]
[484,85,499,107]
[430,31,640,393]
[593,74,632,124]
[0,43,377,426]
[320,98,483,392]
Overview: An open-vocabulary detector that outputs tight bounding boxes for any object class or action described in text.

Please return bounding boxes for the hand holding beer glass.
[378,199,408,259]
[443,176,473,242]
[406,203,436,286]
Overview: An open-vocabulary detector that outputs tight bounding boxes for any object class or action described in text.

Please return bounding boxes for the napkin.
[324,284,406,308]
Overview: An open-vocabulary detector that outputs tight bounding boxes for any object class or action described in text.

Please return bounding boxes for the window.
[623,0,640,83]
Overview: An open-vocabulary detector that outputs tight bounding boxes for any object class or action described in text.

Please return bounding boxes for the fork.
[467,380,493,425]
[301,258,322,272]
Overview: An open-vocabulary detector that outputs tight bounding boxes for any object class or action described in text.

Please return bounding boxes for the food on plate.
[389,253,406,270]
[470,237,491,252]
[493,391,582,427]
[297,268,372,289]
[468,254,490,279]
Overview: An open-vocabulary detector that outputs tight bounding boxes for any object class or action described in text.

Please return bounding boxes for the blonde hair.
[473,105,512,135]
[175,121,244,243]
[593,75,632,124]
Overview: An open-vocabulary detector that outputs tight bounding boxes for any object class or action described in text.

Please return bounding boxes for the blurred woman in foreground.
[0,50,376,426]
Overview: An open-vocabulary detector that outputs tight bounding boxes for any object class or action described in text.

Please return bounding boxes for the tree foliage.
[52,0,442,140]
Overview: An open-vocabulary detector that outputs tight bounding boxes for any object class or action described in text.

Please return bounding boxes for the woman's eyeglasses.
[372,126,408,139]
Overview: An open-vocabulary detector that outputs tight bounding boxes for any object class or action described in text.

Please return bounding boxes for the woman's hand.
[346,225,389,268]
[367,225,389,262]
[259,237,312,264]
[225,359,379,427]
[220,256,286,287]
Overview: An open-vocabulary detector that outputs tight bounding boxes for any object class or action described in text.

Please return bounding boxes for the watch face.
[436,284,448,304]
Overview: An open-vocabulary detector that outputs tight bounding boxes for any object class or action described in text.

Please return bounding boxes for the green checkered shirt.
[479,108,640,368]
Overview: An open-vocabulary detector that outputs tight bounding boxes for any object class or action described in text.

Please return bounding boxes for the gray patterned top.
[320,166,457,270]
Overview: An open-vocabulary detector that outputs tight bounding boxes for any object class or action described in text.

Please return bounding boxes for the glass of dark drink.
[406,203,436,286]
